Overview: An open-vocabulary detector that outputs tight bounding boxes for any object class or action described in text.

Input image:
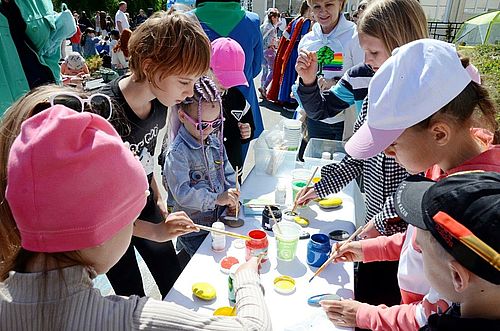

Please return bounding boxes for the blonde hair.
[358,0,428,55]
[0,85,127,279]
[307,0,348,11]
[128,12,211,89]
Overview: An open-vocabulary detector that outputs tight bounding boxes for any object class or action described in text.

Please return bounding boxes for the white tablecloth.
[164,170,364,331]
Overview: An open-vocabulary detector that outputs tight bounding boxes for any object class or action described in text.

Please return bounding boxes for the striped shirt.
[0,266,271,331]
[314,99,410,235]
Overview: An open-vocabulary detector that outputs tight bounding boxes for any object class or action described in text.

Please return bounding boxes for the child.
[322,39,499,330]
[395,172,500,330]
[111,28,131,76]
[297,0,364,141]
[99,12,212,298]
[80,27,100,58]
[61,52,89,79]
[109,29,120,49]
[296,0,428,307]
[164,76,239,257]
[0,101,271,330]
[209,37,255,172]
[259,8,280,100]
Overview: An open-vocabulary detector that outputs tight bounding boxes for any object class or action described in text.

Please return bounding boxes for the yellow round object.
[273,275,296,294]
[192,282,217,301]
[312,176,321,184]
[318,197,343,209]
[213,306,236,316]
[293,215,309,227]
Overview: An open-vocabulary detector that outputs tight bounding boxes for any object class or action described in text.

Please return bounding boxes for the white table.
[164,170,364,331]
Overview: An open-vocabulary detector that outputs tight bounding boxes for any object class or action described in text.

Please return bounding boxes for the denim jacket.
[164,125,236,227]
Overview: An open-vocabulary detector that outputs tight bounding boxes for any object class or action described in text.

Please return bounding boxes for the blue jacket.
[195,11,264,139]
[164,125,236,226]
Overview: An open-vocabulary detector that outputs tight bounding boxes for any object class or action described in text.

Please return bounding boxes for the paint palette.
[192,282,216,301]
[273,275,296,294]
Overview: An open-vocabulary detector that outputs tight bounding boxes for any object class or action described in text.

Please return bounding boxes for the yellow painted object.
[318,197,343,209]
[293,215,310,227]
[312,176,321,184]
[213,306,236,316]
[274,275,296,294]
[192,282,217,301]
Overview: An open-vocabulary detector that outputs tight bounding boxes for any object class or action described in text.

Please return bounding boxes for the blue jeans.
[306,117,344,141]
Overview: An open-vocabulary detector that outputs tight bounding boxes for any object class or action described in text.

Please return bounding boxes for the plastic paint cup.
[273,221,302,261]
[307,233,331,267]
[292,180,307,201]
[245,229,269,262]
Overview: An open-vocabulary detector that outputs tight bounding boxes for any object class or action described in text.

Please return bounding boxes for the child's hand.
[295,49,318,86]
[238,122,251,139]
[216,188,240,207]
[357,219,381,239]
[320,299,362,328]
[330,241,363,263]
[318,77,336,91]
[296,186,318,206]
[236,255,262,274]
[155,211,198,242]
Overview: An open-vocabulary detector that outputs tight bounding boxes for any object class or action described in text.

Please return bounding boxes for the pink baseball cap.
[345,39,472,159]
[6,105,149,253]
[210,37,248,89]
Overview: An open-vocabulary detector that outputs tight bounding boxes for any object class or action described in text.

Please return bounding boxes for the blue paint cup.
[307,233,331,267]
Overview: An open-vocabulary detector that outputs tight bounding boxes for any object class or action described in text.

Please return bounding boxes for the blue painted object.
[307,293,341,306]
[306,233,331,267]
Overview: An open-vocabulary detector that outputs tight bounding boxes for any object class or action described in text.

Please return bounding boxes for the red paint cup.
[245,229,269,262]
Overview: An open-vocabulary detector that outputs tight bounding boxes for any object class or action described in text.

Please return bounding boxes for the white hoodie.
[298,15,363,123]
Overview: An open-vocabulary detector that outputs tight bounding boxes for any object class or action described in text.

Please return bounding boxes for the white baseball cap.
[345,39,472,159]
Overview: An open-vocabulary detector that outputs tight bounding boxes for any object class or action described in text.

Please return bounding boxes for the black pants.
[106,197,181,298]
[355,261,401,306]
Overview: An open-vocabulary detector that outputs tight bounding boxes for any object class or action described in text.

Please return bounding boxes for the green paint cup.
[273,221,302,261]
[292,180,307,201]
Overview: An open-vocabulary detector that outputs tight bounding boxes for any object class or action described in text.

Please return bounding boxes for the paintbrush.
[235,166,240,219]
[194,224,251,241]
[267,205,282,235]
[308,223,367,283]
[291,167,319,214]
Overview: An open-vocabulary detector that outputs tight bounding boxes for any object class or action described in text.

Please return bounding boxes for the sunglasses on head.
[181,110,224,131]
[48,92,113,121]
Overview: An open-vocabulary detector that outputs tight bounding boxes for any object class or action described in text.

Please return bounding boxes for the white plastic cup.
[273,221,302,261]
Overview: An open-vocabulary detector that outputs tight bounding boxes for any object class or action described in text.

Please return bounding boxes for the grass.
[459,45,500,123]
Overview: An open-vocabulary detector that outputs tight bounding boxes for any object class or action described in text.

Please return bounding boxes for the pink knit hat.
[5,105,149,253]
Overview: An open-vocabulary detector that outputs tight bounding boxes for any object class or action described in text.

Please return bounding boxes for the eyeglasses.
[48,93,113,121]
[181,110,223,131]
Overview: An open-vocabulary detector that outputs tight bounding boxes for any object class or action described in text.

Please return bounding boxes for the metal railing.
[428,22,463,43]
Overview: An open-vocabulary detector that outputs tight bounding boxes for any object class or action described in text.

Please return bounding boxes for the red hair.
[113,29,132,57]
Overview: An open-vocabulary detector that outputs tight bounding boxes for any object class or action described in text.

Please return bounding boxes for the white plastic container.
[211,221,226,252]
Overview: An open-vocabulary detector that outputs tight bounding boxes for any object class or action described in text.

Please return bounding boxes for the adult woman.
[298,0,363,141]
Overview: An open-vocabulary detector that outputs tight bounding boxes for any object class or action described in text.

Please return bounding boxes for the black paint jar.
[262,205,282,231]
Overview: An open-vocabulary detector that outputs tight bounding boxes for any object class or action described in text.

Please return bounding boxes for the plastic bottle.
[274,180,287,205]
[211,221,226,252]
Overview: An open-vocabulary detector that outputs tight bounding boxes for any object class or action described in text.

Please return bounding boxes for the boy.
[395,171,500,330]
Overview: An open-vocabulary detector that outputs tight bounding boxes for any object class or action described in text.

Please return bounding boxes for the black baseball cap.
[395,171,500,285]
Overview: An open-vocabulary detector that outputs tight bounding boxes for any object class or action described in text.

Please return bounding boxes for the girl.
[259,8,280,100]
[61,52,90,81]
[164,76,239,257]
[209,37,255,173]
[111,28,131,76]
[297,0,364,141]
[296,0,427,307]
[323,39,499,331]
[80,27,100,58]
[0,91,270,330]
[99,12,211,299]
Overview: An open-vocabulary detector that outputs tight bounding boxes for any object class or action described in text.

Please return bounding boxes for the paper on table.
[283,309,337,331]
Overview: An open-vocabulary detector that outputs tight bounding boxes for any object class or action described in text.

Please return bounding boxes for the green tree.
[53,1,164,17]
